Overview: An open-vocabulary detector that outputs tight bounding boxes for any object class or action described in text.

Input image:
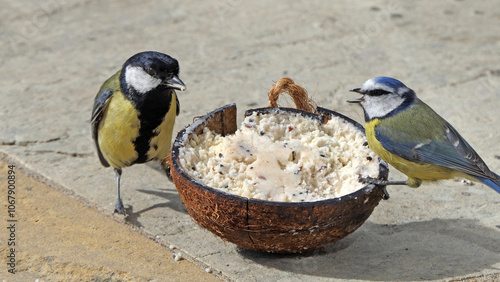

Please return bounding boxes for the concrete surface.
[0,158,220,281]
[1,0,500,281]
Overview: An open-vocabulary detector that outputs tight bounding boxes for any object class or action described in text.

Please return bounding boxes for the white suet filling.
[179,112,380,202]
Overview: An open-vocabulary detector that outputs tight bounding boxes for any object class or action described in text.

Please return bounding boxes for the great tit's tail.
[472,173,500,194]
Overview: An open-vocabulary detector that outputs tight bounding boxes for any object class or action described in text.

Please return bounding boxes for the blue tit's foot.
[114,199,126,215]
[360,177,387,186]
[406,177,422,188]
[359,177,391,199]
[380,186,390,200]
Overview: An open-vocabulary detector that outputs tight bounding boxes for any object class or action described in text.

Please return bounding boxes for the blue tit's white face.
[124,65,162,94]
[351,77,416,120]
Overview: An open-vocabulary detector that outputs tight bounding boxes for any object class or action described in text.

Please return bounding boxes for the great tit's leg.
[114,168,125,214]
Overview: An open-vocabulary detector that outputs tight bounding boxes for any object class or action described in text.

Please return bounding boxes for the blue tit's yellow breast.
[365,118,460,181]
[97,91,140,169]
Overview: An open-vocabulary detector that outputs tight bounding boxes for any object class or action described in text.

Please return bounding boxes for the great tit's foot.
[114,199,126,215]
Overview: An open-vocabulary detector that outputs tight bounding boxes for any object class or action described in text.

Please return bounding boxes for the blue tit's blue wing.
[375,122,498,181]
[473,174,500,193]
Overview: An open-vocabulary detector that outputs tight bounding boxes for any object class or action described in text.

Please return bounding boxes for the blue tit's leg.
[359,177,407,186]
[359,177,422,187]
[114,168,125,214]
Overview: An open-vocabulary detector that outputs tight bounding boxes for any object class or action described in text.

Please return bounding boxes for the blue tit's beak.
[347,88,364,103]
[165,75,186,91]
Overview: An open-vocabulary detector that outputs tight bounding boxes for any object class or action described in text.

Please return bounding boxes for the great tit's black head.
[348,77,416,120]
[122,51,186,94]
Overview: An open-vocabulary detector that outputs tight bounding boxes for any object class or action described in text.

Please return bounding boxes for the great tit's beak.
[347,88,364,103]
[165,75,186,91]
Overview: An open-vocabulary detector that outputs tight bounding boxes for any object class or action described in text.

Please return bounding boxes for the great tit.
[348,76,500,194]
[91,51,186,214]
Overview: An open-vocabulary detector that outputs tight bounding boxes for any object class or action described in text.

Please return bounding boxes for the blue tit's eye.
[368,89,390,96]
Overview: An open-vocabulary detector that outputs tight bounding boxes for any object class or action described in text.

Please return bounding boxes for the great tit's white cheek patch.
[125,65,162,94]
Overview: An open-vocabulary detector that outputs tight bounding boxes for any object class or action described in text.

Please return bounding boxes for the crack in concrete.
[449,72,489,87]
[250,34,328,49]
[25,149,93,158]
[199,250,223,258]
[1,137,62,146]
[423,69,500,92]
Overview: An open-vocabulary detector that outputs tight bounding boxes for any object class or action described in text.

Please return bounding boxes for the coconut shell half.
[170,104,389,253]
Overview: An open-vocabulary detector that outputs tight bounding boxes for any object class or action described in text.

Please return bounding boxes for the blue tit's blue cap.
[372,77,408,89]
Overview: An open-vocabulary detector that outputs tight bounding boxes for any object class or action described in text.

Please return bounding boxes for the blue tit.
[91,51,186,214]
[347,76,500,194]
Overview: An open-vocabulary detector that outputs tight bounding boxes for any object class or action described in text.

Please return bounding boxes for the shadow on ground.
[240,218,500,280]
[123,162,188,226]
[123,187,187,227]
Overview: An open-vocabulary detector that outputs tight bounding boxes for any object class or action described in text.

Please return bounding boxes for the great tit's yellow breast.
[98,91,140,169]
[146,92,177,161]
[365,118,460,181]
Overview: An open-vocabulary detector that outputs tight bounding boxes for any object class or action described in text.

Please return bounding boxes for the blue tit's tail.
[471,173,500,194]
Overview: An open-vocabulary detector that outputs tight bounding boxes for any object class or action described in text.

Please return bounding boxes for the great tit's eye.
[368,89,390,96]
[144,67,156,77]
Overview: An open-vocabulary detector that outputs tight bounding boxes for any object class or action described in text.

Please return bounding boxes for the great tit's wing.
[375,122,497,180]
[91,88,113,167]
[91,72,121,167]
